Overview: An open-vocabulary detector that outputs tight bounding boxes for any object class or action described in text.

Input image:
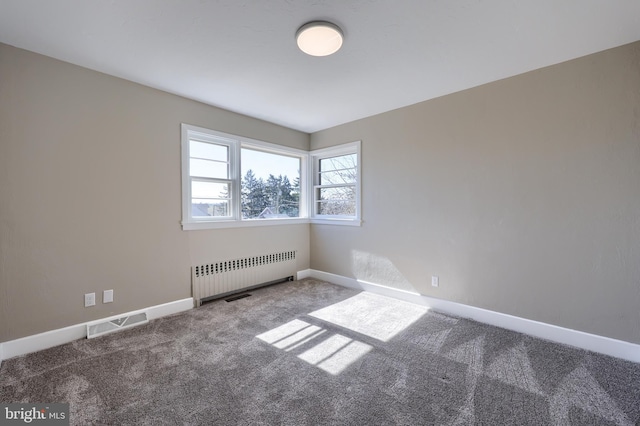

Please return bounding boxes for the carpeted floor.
[1,278,639,425]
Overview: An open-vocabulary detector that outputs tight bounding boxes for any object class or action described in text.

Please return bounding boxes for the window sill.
[182,217,310,230]
[182,216,362,230]
[310,218,362,227]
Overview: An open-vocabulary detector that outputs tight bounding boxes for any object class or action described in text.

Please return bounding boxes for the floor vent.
[225,293,252,302]
[86,312,149,339]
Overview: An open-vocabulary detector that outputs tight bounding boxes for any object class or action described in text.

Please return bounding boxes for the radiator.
[192,250,297,306]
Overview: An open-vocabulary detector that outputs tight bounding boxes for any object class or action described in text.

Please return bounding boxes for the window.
[311,141,361,225]
[188,136,235,219]
[181,124,307,230]
[182,124,359,229]
[241,148,301,220]
[241,147,302,220]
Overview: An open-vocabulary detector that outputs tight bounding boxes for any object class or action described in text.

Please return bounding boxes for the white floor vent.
[86,312,149,339]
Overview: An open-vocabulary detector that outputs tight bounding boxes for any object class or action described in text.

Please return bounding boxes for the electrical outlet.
[431,276,439,288]
[103,289,114,303]
[84,292,96,307]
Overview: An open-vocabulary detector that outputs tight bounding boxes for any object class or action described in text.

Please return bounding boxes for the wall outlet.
[84,292,96,307]
[103,289,114,303]
[431,276,439,288]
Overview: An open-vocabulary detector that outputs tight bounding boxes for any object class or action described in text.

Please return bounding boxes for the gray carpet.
[1,278,639,425]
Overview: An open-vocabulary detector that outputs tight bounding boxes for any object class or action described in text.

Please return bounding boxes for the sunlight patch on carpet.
[308,292,428,342]
[256,319,325,350]
[297,334,372,375]
[256,319,372,375]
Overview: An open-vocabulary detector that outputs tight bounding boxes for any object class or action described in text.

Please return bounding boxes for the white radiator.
[192,250,297,306]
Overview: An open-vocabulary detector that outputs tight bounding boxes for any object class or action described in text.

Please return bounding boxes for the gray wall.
[310,41,640,344]
[0,43,310,342]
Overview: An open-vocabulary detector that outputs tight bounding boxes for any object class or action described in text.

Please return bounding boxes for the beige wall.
[310,41,640,344]
[2,39,639,346]
[0,43,310,342]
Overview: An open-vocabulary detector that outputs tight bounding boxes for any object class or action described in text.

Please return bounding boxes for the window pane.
[317,186,355,201]
[241,148,301,219]
[191,200,229,217]
[190,158,228,179]
[313,144,359,221]
[319,154,357,172]
[190,140,227,162]
[317,200,356,216]
[192,181,229,199]
[320,169,356,185]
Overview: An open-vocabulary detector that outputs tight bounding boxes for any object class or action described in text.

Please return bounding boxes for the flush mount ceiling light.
[296,21,344,56]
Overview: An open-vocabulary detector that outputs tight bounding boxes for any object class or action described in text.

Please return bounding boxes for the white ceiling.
[1,1,640,133]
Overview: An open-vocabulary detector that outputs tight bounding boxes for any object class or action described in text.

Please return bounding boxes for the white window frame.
[310,141,362,226]
[181,124,308,230]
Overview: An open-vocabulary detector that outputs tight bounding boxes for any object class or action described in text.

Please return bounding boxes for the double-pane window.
[311,141,361,224]
[317,154,357,216]
[181,124,309,229]
[189,140,232,218]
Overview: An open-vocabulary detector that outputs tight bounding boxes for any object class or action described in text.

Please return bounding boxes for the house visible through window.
[181,124,309,230]
[189,139,232,218]
[181,124,360,229]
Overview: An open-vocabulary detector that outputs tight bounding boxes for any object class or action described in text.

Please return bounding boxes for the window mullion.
[314,183,356,190]
[230,137,241,221]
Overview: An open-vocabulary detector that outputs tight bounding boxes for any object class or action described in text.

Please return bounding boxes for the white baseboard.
[296,269,312,280]
[0,298,194,361]
[308,270,640,364]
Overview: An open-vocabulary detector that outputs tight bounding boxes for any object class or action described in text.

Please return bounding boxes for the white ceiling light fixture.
[296,21,344,57]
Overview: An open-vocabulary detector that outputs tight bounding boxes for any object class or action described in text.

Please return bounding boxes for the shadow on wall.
[350,250,417,293]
